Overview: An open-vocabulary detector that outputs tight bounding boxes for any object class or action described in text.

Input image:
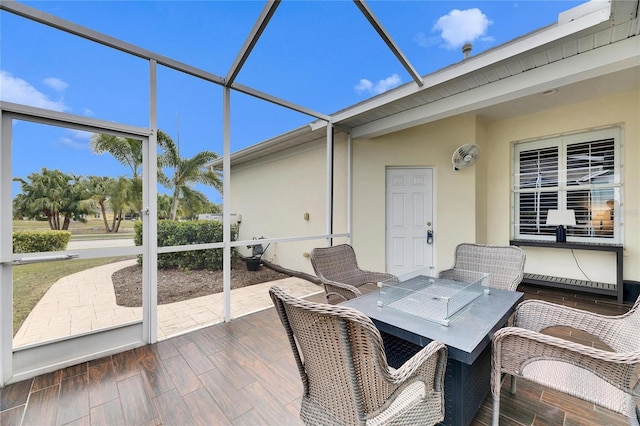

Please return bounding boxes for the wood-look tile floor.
[0,285,635,426]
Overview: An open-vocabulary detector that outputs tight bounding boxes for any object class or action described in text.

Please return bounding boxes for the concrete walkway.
[13,260,322,347]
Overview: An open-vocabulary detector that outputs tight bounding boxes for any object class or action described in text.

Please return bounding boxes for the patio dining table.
[341,272,524,426]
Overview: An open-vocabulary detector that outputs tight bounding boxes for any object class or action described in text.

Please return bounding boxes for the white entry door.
[386,167,434,276]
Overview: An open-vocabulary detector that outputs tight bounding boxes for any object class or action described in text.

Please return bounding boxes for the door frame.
[0,102,155,385]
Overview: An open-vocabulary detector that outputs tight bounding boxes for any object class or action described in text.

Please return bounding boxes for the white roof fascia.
[351,36,640,139]
[206,124,314,169]
[558,0,612,24]
[329,1,613,125]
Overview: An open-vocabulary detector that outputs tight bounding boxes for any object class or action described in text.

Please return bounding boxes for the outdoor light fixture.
[546,209,576,243]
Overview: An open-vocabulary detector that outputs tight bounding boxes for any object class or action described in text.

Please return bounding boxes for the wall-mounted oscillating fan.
[451,143,481,171]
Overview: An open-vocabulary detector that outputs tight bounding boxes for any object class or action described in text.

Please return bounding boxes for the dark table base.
[382,332,491,426]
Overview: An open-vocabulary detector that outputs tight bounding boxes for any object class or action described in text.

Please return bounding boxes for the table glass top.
[378,268,488,326]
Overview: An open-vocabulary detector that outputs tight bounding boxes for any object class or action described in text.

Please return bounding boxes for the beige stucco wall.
[351,115,483,273]
[229,137,349,274]
[485,90,640,282]
[229,89,639,285]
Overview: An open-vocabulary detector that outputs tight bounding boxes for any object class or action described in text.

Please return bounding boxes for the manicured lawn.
[12,218,135,235]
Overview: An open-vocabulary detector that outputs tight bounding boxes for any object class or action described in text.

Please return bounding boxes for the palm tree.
[90,134,143,178]
[13,168,93,230]
[85,176,116,232]
[157,194,172,220]
[108,177,138,233]
[176,187,210,220]
[157,130,222,220]
[91,133,144,218]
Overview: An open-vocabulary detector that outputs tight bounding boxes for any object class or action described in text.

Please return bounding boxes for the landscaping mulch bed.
[111,258,290,307]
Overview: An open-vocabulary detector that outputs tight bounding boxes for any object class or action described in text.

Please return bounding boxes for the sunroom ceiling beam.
[353,0,424,87]
[225,0,280,85]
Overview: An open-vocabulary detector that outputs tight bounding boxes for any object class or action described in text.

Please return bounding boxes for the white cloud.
[55,135,90,151]
[42,77,69,91]
[69,129,93,140]
[354,78,373,93]
[0,71,68,111]
[55,129,93,152]
[83,108,95,117]
[354,74,402,95]
[433,8,492,49]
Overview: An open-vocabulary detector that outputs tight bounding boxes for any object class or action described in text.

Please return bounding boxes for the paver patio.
[13,259,322,346]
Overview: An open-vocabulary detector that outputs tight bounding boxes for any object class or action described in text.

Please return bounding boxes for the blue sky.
[1,0,586,204]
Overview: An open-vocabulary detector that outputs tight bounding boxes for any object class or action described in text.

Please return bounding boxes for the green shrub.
[13,230,71,253]
[134,220,238,270]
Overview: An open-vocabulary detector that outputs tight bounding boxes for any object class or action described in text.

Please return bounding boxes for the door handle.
[426,230,433,244]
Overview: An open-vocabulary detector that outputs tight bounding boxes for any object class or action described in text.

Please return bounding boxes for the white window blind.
[513,128,622,243]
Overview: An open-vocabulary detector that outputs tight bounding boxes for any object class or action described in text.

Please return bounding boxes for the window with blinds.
[513,128,621,243]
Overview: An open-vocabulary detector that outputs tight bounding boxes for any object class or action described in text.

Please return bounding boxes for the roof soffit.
[349,36,640,139]
[341,11,640,138]
[326,1,619,128]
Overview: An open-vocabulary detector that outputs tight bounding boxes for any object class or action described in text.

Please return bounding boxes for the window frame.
[511,126,623,244]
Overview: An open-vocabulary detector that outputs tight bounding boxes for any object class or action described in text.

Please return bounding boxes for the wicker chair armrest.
[321,279,362,303]
[388,341,448,385]
[495,327,640,363]
[514,299,614,338]
[345,270,397,286]
[358,341,447,423]
[492,327,640,391]
[438,268,456,280]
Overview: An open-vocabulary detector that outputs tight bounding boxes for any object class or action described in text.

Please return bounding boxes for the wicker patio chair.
[269,285,448,426]
[491,297,640,426]
[310,244,397,304]
[438,243,526,291]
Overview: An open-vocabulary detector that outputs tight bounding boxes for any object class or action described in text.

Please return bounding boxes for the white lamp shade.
[546,209,576,226]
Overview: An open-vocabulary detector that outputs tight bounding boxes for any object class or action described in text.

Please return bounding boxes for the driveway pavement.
[13,259,322,347]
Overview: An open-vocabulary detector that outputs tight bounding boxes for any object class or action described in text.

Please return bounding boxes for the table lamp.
[546,209,575,242]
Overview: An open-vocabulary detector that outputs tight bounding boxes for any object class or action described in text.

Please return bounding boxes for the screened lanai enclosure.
[0,0,437,386]
[2,0,639,390]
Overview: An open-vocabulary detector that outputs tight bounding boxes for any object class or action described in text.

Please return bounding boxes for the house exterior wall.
[228,137,349,274]
[485,90,640,282]
[351,115,481,273]
[229,90,638,285]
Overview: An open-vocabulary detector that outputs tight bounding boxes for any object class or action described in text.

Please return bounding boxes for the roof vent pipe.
[462,43,472,59]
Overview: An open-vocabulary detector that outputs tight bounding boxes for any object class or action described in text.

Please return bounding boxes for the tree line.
[13,130,222,232]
